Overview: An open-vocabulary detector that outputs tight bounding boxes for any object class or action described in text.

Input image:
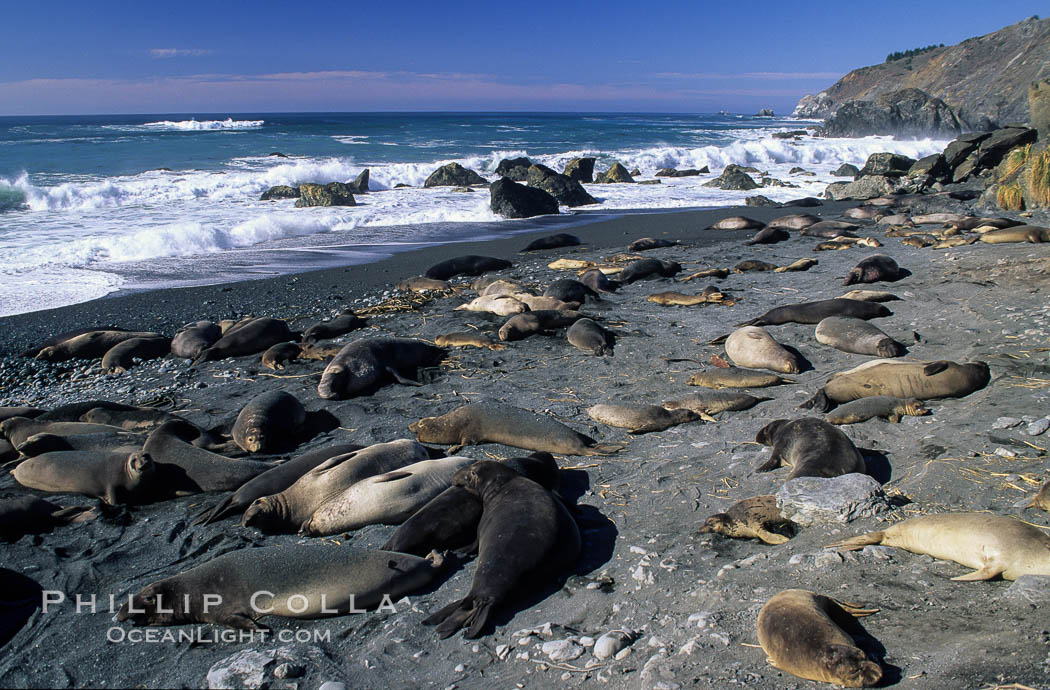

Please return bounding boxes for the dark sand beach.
[3,195,1050,689]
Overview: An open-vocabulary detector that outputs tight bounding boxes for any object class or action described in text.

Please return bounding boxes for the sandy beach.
[3,192,1050,689]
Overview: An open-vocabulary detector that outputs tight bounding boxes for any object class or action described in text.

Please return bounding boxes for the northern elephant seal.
[0,494,96,541]
[755,418,865,479]
[627,237,677,251]
[766,213,819,230]
[587,403,701,433]
[843,255,900,285]
[35,330,163,362]
[302,310,366,343]
[699,495,795,544]
[241,439,429,533]
[543,278,600,304]
[232,390,307,453]
[409,402,622,456]
[678,267,729,281]
[579,268,619,293]
[382,452,559,556]
[799,220,859,237]
[193,317,297,364]
[757,589,882,687]
[647,286,724,306]
[829,512,1050,580]
[396,276,450,292]
[424,255,512,280]
[801,359,990,412]
[261,342,302,370]
[0,417,127,449]
[302,455,475,536]
[710,216,763,231]
[662,391,771,415]
[499,310,585,342]
[0,407,45,423]
[725,327,801,374]
[318,337,446,399]
[117,547,445,629]
[434,333,506,351]
[617,259,681,283]
[101,336,171,373]
[520,233,581,252]
[79,406,181,431]
[815,317,905,357]
[15,430,144,457]
[745,227,789,245]
[732,260,777,273]
[979,225,1050,244]
[22,326,126,359]
[840,290,900,302]
[170,321,222,359]
[12,450,155,504]
[194,442,363,525]
[738,299,890,327]
[454,295,527,316]
[773,258,818,273]
[142,422,274,496]
[423,461,580,638]
[825,396,929,424]
[686,369,793,389]
[566,318,613,355]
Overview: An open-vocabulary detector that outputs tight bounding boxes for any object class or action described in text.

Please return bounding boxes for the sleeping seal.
[754,418,865,479]
[725,327,801,374]
[815,317,906,357]
[193,317,297,364]
[0,495,97,541]
[699,495,795,544]
[170,321,222,359]
[587,403,701,433]
[825,397,929,425]
[843,255,900,286]
[757,589,882,687]
[738,299,890,327]
[35,330,163,362]
[101,336,172,373]
[318,337,446,399]
[566,318,613,355]
[801,359,990,412]
[232,390,307,453]
[12,450,155,504]
[424,256,512,280]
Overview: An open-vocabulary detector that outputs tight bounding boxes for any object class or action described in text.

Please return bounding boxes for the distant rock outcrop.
[348,169,369,193]
[795,16,1050,133]
[424,163,488,188]
[595,163,635,184]
[820,89,961,138]
[295,183,356,207]
[526,164,598,207]
[260,185,300,201]
[490,178,560,218]
[495,157,533,181]
[563,157,596,183]
[703,165,759,191]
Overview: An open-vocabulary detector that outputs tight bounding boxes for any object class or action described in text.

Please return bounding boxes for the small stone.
[542,640,584,662]
[496,644,510,659]
[992,416,1022,429]
[453,664,465,673]
[1003,575,1050,607]
[319,683,347,690]
[687,612,714,629]
[994,447,1018,458]
[273,663,302,680]
[594,630,634,660]
[579,636,595,647]
[1027,418,1050,436]
[814,551,843,569]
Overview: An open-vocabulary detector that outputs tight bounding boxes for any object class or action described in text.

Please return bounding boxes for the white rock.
[206,650,273,690]
[542,640,584,662]
[992,416,1022,429]
[319,683,346,690]
[994,447,1017,458]
[594,630,634,660]
[1027,417,1050,436]
[775,473,889,526]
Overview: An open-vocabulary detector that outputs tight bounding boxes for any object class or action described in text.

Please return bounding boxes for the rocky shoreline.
[3,129,1050,689]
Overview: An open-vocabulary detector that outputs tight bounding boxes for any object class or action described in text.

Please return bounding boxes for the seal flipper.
[50,506,97,525]
[217,611,267,631]
[923,361,949,376]
[193,496,234,526]
[754,454,782,473]
[754,528,789,545]
[951,563,1005,581]
[580,442,626,456]
[422,596,469,633]
[799,389,833,412]
[826,531,885,551]
[386,367,424,386]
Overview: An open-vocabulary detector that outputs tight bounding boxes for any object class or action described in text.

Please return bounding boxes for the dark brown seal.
[12,450,155,504]
[302,310,366,343]
[193,317,297,364]
[566,318,613,355]
[101,336,172,373]
[815,316,906,357]
[699,495,795,544]
[738,299,890,327]
[35,330,163,362]
[424,255,512,280]
[520,233,581,252]
[317,337,446,399]
[801,359,990,412]
[232,390,307,454]
[843,254,900,286]
[754,418,865,479]
[170,321,222,360]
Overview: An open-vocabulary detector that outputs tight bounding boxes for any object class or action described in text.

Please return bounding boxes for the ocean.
[0,112,947,317]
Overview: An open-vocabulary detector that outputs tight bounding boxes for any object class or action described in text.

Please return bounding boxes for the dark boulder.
[745,195,778,207]
[489,178,560,219]
[595,162,635,184]
[703,165,759,190]
[260,185,300,201]
[942,132,990,168]
[495,157,533,181]
[858,152,916,179]
[348,169,369,193]
[908,154,949,180]
[526,164,598,207]
[975,127,1038,168]
[656,168,704,177]
[833,163,860,177]
[629,167,641,177]
[295,182,356,207]
[1032,79,1050,141]
[821,89,961,139]
[756,108,775,117]
[424,162,488,188]
[773,130,808,139]
[563,157,596,183]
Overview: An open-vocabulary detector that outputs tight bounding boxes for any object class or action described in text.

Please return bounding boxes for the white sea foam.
[0,267,121,317]
[112,118,264,132]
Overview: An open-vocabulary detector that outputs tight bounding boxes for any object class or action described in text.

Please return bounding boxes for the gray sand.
[2,196,1050,688]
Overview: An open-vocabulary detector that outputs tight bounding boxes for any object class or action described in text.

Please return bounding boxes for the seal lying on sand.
[170,321,222,360]
[520,233,581,252]
[142,421,273,496]
[709,216,763,230]
[566,318,613,355]
[410,402,623,456]
[825,397,929,424]
[499,310,585,341]
[318,337,446,399]
[801,359,990,412]
[0,418,127,449]
[261,342,302,370]
[700,495,795,544]
[425,255,512,280]
[686,369,793,389]
[22,327,126,359]
[232,390,307,454]
[829,512,1050,580]
[738,299,890,327]
[435,333,506,351]
[978,225,1050,244]
[35,330,163,362]
[423,461,580,638]
[662,391,771,415]
[587,403,702,433]
[117,547,445,629]
[757,589,882,687]
[193,317,297,364]
[725,327,801,374]
[543,278,600,303]
[843,255,900,286]
[101,336,171,373]
[302,310,366,343]
[0,494,97,541]
[755,418,865,479]
[396,276,450,292]
[815,317,906,357]
[12,450,155,504]
[617,259,681,283]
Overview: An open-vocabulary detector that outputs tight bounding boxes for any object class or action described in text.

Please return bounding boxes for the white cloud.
[656,71,842,81]
[149,48,213,59]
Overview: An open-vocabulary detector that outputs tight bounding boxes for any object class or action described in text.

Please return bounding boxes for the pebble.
[319,683,346,690]
[992,416,1022,429]
[994,447,1018,458]
[1028,417,1050,436]
[1002,576,1050,607]
[541,640,584,662]
[594,630,634,660]
[776,473,889,526]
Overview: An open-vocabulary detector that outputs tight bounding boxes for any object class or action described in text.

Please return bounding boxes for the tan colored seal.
[687,369,793,389]
[586,403,701,433]
[825,396,928,424]
[512,294,580,311]
[839,290,900,303]
[679,267,729,282]
[662,391,770,415]
[699,495,794,544]
[773,258,817,273]
[455,295,527,316]
[802,359,990,412]
[710,216,763,230]
[261,342,302,370]
[434,333,507,351]
[1028,480,1050,512]
[733,260,777,273]
[979,225,1049,244]
[725,326,800,374]
[757,589,882,687]
[647,286,725,306]
[397,276,450,292]
[548,258,594,270]
[829,512,1050,580]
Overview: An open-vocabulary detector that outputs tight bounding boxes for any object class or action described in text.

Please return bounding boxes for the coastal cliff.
[795,15,1050,134]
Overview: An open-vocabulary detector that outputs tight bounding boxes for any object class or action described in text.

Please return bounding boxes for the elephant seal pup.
[755,418,865,479]
[0,417,128,449]
[193,317,297,364]
[946,217,1020,232]
[687,369,793,389]
[410,402,623,456]
[520,233,581,252]
[732,260,777,273]
[242,439,429,533]
[454,295,527,316]
[829,512,1050,581]
[815,317,906,357]
[738,298,890,327]
[12,450,155,504]
[22,326,126,358]
[766,213,819,230]
[566,318,613,355]
[627,237,677,251]
[195,442,363,525]
[261,342,302,370]
[478,279,523,296]
[662,391,771,415]
[843,206,882,220]
[647,286,724,306]
[843,255,900,286]
[396,276,450,292]
[382,452,559,556]
[16,430,144,457]
[801,359,990,412]
[579,268,620,293]
[513,294,580,311]
[0,495,96,541]
[302,310,366,343]
[800,219,860,237]
[618,258,682,283]
[318,337,446,399]
[745,226,789,245]
[499,310,585,342]
[543,278,600,304]
[757,589,882,687]
[35,330,163,362]
[79,406,181,431]
[979,225,1050,244]
[0,407,45,423]
[302,455,475,536]
[1028,480,1050,512]
[709,216,764,231]
[232,390,307,454]
[679,267,729,282]
[35,400,140,422]
[699,495,795,544]
[840,290,900,302]
[774,258,818,273]
[142,422,273,496]
[725,327,801,374]
[423,461,580,638]
[101,336,172,373]
[424,255,512,280]
[170,321,222,359]
[117,546,445,630]
[435,332,507,351]
[587,403,702,433]
[825,396,929,424]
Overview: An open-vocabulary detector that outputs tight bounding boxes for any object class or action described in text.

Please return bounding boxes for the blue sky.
[0,1,1043,115]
